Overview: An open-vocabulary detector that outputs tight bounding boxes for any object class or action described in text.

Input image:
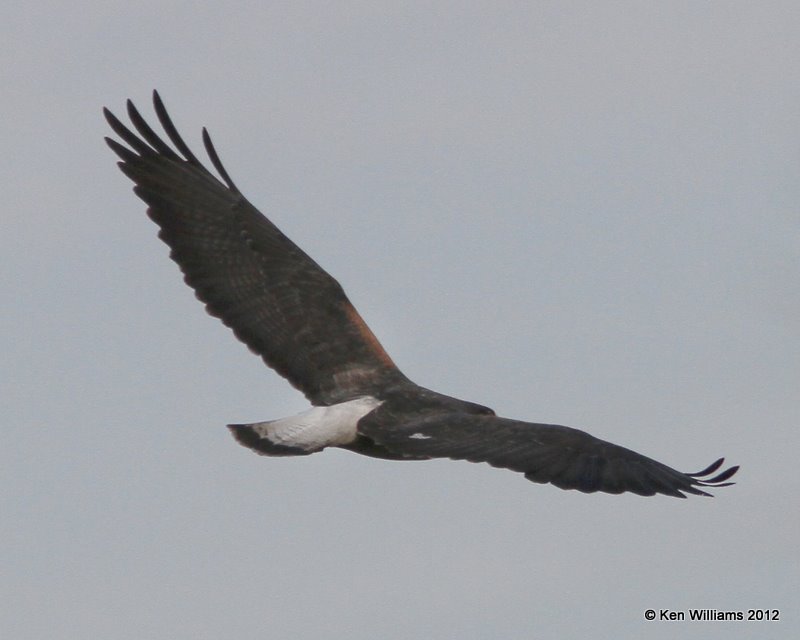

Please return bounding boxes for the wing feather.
[105,92,407,404]
[358,413,739,498]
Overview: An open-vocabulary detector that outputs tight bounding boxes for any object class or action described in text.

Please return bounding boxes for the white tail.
[228,396,383,456]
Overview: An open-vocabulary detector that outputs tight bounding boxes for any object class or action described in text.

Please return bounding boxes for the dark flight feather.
[105,91,406,405]
[358,410,738,497]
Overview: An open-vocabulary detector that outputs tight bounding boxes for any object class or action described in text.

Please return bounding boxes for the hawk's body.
[105,92,738,498]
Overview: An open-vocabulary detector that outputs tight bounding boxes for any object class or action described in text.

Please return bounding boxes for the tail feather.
[227,398,383,457]
[227,422,315,457]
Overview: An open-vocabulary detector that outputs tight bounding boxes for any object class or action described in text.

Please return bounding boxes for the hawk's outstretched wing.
[105,92,407,405]
[359,412,738,497]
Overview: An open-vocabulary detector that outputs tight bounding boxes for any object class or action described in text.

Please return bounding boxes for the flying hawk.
[104,92,738,498]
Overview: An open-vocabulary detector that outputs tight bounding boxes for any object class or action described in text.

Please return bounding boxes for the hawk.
[105,92,738,498]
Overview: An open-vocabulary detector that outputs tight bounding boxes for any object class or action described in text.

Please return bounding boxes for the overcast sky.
[3,2,798,639]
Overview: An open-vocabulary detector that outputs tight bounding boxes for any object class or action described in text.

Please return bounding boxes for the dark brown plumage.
[105,91,738,498]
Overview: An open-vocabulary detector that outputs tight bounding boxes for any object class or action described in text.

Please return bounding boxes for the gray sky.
[3,2,798,638]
